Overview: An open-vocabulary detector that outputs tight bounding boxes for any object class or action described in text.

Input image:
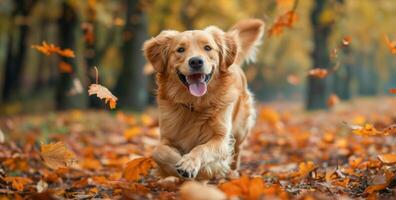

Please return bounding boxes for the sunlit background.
[0,0,396,114]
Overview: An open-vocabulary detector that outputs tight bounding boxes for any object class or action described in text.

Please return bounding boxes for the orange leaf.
[287,74,300,85]
[123,157,156,181]
[342,35,352,46]
[389,88,396,94]
[289,161,315,180]
[327,93,340,108]
[346,123,396,136]
[124,127,142,140]
[384,35,396,55]
[3,176,33,191]
[308,68,329,79]
[58,61,73,73]
[32,41,75,58]
[268,11,298,37]
[378,154,396,164]
[40,142,76,170]
[88,84,118,109]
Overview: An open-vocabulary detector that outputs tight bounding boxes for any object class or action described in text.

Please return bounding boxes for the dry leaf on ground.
[40,142,76,170]
[123,157,156,181]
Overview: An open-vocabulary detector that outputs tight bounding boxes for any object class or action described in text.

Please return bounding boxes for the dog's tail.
[228,19,265,65]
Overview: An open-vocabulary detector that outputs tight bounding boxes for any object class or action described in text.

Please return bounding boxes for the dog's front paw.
[175,155,201,179]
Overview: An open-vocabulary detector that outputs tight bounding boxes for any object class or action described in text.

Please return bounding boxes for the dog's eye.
[204,45,212,51]
[177,47,185,53]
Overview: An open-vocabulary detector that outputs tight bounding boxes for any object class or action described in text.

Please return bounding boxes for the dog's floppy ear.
[143,30,178,72]
[205,26,238,72]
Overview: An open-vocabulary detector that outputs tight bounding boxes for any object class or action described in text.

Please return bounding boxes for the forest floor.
[1,97,396,199]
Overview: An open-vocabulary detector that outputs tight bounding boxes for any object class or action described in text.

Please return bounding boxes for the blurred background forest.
[0,0,396,114]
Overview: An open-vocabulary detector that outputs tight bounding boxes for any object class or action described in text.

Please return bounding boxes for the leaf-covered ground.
[1,97,396,199]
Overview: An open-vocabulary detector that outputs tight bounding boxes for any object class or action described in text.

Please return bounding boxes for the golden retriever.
[143,19,264,180]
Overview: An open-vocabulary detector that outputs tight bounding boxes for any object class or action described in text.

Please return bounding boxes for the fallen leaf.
[345,123,396,136]
[0,128,4,143]
[365,170,394,194]
[378,154,396,164]
[124,127,142,140]
[180,181,226,200]
[3,176,33,191]
[40,142,76,170]
[88,84,118,109]
[36,179,48,193]
[123,157,156,181]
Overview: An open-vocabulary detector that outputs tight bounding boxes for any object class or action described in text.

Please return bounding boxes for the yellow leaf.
[124,127,142,140]
[40,142,76,170]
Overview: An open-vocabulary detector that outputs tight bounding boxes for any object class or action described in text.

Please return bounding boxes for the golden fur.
[143,19,265,180]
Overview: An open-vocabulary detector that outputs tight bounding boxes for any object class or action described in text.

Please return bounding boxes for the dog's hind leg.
[152,143,182,178]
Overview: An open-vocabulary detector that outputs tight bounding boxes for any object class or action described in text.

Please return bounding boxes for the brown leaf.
[122,157,156,181]
[345,123,396,136]
[40,142,76,170]
[88,84,118,109]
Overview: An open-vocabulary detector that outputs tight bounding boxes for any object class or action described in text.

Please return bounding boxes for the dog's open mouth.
[177,68,213,97]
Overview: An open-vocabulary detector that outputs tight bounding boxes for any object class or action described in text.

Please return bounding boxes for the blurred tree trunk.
[357,49,379,96]
[56,2,86,110]
[306,0,333,110]
[115,0,148,111]
[334,47,352,100]
[2,0,36,102]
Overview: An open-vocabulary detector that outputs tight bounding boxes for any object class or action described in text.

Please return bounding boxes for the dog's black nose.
[188,57,204,70]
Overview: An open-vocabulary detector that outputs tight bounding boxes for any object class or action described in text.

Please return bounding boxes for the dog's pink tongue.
[187,74,207,97]
[188,82,207,97]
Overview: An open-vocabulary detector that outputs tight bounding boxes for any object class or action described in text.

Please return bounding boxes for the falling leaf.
[58,61,73,73]
[327,93,340,108]
[40,142,76,170]
[342,35,352,46]
[123,157,156,181]
[308,68,329,79]
[378,154,396,164]
[32,41,75,58]
[268,11,298,37]
[287,74,300,85]
[3,176,33,191]
[384,35,396,55]
[88,84,118,109]
[68,78,83,96]
[180,181,226,200]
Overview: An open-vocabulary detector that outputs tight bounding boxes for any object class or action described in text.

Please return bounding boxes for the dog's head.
[143,27,238,97]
